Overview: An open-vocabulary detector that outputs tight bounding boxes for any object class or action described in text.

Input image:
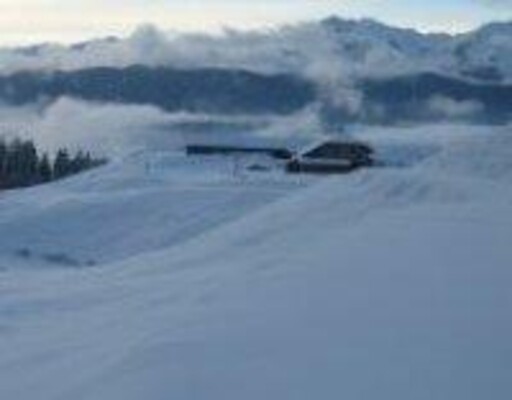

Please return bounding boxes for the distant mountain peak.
[321,16,387,34]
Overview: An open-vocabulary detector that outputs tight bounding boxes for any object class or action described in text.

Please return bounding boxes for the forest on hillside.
[0,137,107,190]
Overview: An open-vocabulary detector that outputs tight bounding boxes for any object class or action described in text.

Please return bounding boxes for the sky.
[0,0,510,45]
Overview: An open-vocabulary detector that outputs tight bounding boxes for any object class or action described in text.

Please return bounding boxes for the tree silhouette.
[38,153,53,183]
[0,137,107,190]
[53,148,71,179]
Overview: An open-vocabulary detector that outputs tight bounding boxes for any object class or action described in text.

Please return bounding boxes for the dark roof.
[302,141,373,160]
[186,145,292,159]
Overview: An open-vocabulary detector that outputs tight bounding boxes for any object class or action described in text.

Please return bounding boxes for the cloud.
[426,96,484,119]
[0,98,323,158]
[0,20,427,75]
[256,104,325,140]
[0,99,173,157]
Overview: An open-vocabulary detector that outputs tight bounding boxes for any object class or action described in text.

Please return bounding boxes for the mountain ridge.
[1,17,511,81]
[0,17,511,123]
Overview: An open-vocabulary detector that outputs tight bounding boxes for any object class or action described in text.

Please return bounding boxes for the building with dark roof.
[286,140,374,174]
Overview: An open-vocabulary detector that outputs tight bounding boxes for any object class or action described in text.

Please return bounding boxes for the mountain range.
[0,17,510,123]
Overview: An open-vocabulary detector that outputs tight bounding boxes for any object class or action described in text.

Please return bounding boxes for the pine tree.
[70,151,87,174]
[53,148,71,179]
[38,153,53,182]
[0,139,6,188]
[5,138,24,187]
[21,140,38,185]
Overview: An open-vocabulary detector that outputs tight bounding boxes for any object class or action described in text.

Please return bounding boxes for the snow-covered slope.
[0,151,305,266]
[0,124,511,399]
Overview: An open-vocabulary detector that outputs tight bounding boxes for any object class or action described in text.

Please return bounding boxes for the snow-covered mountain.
[319,17,512,83]
[0,17,510,124]
[1,17,511,82]
[454,22,512,82]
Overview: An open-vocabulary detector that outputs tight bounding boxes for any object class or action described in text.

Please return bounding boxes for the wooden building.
[286,140,374,174]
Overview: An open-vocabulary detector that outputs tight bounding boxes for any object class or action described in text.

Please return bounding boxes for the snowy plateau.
[0,17,511,400]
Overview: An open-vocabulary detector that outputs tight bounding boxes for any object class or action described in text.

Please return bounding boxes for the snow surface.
[0,151,305,266]
[0,124,511,400]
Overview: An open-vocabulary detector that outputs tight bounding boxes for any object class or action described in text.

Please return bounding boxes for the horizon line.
[1,14,511,48]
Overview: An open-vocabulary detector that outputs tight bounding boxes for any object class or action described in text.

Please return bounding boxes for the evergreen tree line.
[0,137,107,189]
